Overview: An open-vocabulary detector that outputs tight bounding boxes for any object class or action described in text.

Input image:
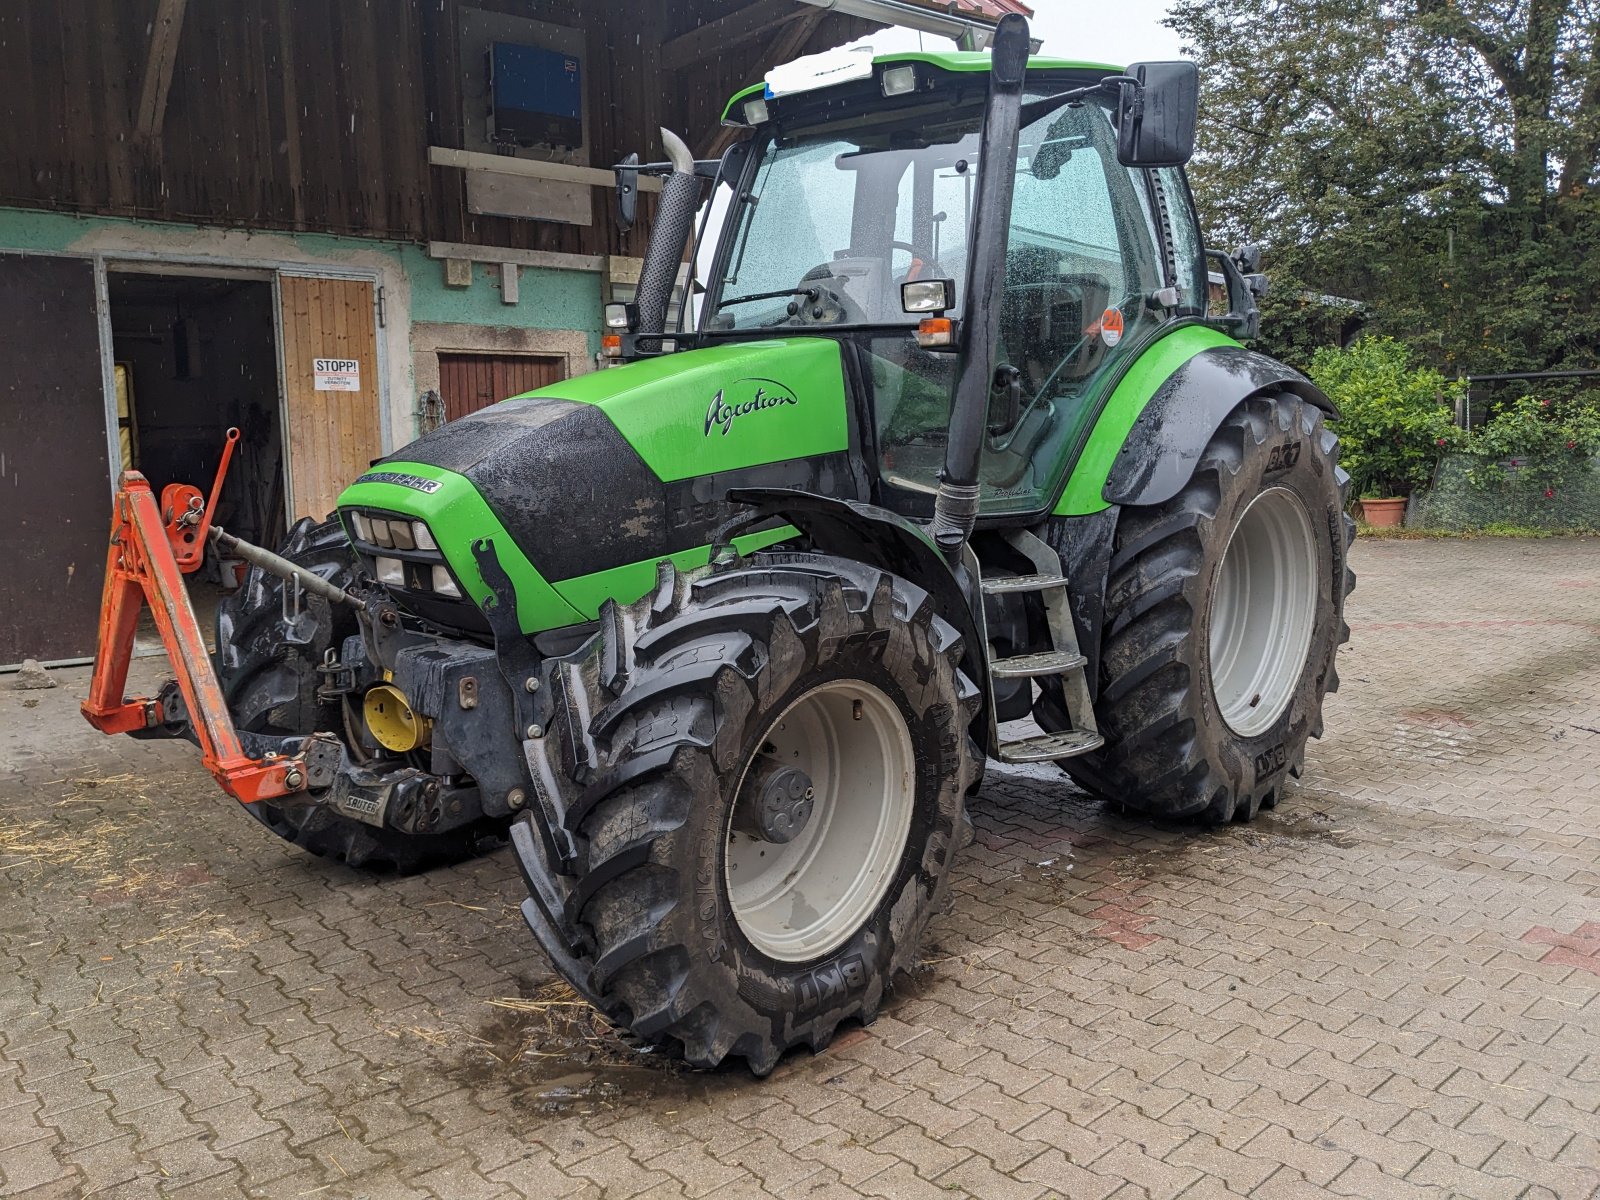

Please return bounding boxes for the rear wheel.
[518,554,981,1073]
[1048,392,1355,822]
[214,517,504,870]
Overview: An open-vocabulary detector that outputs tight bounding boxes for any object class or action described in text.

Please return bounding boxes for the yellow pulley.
[362,684,430,753]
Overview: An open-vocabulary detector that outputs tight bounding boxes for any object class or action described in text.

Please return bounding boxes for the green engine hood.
[337,337,863,634]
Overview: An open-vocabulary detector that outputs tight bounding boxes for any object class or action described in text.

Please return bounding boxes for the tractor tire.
[522,554,981,1074]
[214,516,505,871]
[1048,391,1355,823]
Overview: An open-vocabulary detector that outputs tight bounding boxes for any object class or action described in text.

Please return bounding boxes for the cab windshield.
[708,103,985,330]
[707,83,1170,518]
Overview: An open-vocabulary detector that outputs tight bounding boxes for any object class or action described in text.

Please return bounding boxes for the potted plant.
[1309,338,1464,527]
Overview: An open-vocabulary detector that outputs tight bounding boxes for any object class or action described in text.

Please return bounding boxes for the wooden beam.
[661,0,799,71]
[763,9,827,74]
[698,9,826,158]
[426,241,606,274]
[273,0,305,227]
[428,145,662,192]
[135,0,188,141]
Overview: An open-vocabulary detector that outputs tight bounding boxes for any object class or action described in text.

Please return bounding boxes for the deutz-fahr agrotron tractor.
[85,16,1353,1074]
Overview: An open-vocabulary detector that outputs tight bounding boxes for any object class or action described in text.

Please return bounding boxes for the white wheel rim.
[1208,486,1319,738]
[725,679,915,963]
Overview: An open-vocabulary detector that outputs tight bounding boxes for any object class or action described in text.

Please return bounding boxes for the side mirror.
[1116,62,1199,168]
[616,152,640,233]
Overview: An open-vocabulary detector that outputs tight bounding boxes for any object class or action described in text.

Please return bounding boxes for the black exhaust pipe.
[635,128,701,352]
[932,14,1030,556]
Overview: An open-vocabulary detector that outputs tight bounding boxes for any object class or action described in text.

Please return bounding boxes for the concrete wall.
[0,207,602,455]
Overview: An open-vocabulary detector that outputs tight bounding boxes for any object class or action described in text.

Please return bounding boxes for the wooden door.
[437,353,566,422]
[0,254,111,666]
[278,275,383,521]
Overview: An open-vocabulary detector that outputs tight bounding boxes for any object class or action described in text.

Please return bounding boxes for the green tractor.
[113,16,1354,1073]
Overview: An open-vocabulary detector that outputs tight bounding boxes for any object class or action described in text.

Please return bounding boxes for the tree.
[1170,0,1600,380]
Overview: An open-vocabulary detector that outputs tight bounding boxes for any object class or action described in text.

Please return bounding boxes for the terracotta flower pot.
[1359,497,1407,528]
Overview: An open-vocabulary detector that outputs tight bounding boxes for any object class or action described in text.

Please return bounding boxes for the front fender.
[1103,346,1338,508]
[725,487,989,728]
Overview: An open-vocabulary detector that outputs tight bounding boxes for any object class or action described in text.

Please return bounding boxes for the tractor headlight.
[432,565,461,598]
[346,509,459,599]
[367,517,394,548]
[742,97,769,125]
[880,65,917,97]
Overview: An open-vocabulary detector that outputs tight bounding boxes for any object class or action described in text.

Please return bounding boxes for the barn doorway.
[106,269,285,641]
[437,352,565,421]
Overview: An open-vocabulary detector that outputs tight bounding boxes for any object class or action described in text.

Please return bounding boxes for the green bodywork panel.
[513,338,849,482]
[1053,325,1240,516]
[338,462,793,634]
[339,463,585,631]
[722,52,1123,121]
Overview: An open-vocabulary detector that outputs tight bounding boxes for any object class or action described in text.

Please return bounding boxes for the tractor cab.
[614,48,1223,523]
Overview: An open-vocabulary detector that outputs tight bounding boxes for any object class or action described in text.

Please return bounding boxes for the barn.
[0,0,1029,666]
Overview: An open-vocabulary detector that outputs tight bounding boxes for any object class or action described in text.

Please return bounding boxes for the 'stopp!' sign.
[313,358,361,392]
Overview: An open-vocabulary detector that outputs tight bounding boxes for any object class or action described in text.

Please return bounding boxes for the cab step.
[991,649,1087,679]
[981,572,1070,595]
[997,728,1105,764]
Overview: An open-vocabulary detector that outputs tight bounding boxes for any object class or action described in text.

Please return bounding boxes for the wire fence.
[1406,453,1600,531]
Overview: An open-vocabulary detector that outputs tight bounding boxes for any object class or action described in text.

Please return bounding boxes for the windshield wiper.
[716,285,820,310]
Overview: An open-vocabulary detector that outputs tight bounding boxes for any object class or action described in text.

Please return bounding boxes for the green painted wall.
[0,207,602,352]
[403,249,601,349]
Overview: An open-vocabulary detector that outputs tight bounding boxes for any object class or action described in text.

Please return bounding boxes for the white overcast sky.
[836,0,1188,68]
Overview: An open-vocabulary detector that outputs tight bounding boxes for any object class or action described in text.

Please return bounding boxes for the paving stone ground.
[2,535,1598,1199]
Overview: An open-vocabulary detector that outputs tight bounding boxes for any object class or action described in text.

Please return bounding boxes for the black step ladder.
[981,529,1104,764]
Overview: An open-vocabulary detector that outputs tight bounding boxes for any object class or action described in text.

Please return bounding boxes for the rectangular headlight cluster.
[372,557,463,599]
[351,511,437,552]
[350,510,462,599]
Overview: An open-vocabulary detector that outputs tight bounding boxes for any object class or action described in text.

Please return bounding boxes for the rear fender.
[1104,346,1338,507]
[724,488,990,730]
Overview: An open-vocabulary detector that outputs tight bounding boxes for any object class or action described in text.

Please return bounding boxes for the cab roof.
[720,50,1124,123]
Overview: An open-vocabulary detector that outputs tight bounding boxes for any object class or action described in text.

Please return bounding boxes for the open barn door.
[278,275,384,521]
[0,254,111,666]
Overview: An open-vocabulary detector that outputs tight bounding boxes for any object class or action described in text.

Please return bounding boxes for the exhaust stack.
[635,128,701,351]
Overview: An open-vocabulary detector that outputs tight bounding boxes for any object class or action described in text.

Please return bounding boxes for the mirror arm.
[1204,249,1261,341]
[1019,75,1138,128]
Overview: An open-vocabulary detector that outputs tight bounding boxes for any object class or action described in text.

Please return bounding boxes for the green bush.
[1309,338,1464,498]
[1465,394,1600,499]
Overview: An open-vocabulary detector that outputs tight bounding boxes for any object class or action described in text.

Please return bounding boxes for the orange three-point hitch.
[80,430,308,804]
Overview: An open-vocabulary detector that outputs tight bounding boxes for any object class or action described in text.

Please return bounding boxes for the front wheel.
[1046,391,1355,822]
[521,555,981,1073]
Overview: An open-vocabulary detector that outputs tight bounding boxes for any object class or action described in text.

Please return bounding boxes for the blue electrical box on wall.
[487,42,583,150]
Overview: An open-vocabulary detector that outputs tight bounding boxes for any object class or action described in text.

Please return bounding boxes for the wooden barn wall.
[0,0,873,258]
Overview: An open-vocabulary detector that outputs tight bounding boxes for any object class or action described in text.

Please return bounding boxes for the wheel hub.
[734,759,816,844]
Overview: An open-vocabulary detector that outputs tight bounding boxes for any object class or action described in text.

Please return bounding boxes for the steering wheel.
[892,240,942,283]
[776,266,871,326]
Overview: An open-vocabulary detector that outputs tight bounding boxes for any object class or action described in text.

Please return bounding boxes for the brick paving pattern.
[2,536,1598,1198]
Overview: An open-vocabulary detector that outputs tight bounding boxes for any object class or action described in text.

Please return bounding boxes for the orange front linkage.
[81,436,307,804]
